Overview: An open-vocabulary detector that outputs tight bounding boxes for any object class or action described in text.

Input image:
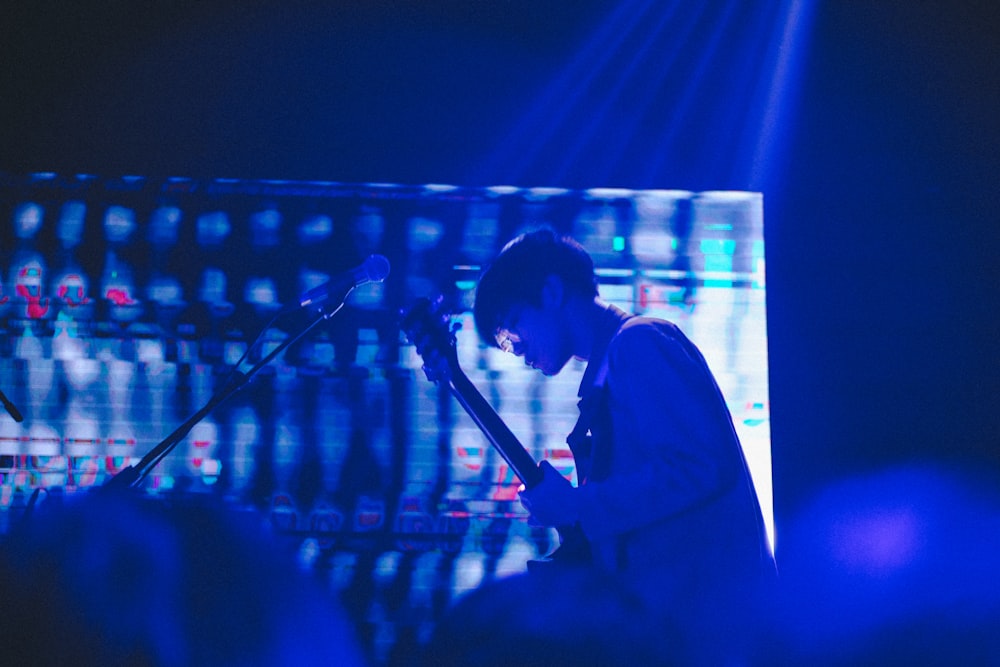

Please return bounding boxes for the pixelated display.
[0,172,770,662]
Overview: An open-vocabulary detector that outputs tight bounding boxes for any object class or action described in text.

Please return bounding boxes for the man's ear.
[540,274,565,310]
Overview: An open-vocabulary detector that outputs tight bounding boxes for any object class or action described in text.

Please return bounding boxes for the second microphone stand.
[102,297,349,493]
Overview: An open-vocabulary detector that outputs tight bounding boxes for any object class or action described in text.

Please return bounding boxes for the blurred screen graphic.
[0,171,771,660]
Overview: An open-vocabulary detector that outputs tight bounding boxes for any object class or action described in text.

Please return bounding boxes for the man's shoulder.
[616,315,682,340]
[607,316,711,386]
[606,316,689,362]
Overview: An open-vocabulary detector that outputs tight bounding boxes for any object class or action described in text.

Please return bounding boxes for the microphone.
[299,254,390,307]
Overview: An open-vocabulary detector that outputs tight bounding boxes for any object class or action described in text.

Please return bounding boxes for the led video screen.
[0,172,770,656]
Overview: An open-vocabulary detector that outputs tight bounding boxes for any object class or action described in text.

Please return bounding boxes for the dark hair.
[473,228,597,347]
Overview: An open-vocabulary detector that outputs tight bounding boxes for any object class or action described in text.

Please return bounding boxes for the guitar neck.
[446,368,544,490]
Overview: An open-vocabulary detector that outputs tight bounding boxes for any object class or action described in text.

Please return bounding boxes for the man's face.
[495,301,570,376]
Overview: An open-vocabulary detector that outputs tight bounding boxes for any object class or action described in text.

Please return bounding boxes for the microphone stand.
[0,386,24,423]
[101,297,350,493]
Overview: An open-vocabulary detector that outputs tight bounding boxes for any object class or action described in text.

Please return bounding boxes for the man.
[473,229,774,644]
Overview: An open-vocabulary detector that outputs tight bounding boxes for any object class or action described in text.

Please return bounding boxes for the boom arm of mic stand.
[101,301,343,493]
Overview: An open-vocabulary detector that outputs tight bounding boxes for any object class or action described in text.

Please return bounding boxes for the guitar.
[401,296,590,570]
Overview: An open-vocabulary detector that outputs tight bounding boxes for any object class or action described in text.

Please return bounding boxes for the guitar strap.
[566,344,612,485]
[567,307,633,485]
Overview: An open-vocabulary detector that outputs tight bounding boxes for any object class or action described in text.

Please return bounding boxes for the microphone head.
[363,254,391,283]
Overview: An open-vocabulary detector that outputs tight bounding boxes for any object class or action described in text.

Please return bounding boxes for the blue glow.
[748,0,819,191]
[296,214,333,243]
[585,188,635,200]
[476,0,658,183]
[524,186,571,200]
[57,201,87,247]
[484,185,520,196]
[196,211,231,246]
[250,208,282,247]
[149,206,181,246]
[639,0,742,185]
[549,1,687,184]
[422,183,460,193]
[13,202,43,238]
[474,1,816,194]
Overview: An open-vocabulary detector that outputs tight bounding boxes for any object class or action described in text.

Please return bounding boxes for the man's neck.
[569,297,613,362]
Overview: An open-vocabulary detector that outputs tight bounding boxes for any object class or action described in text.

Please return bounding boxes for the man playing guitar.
[471,228,775,654]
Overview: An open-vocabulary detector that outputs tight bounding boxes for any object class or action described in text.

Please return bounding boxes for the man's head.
[474,228,597,375]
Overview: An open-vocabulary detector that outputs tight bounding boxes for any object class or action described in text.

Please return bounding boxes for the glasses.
[495,328,523,354]
[494,308,523,354]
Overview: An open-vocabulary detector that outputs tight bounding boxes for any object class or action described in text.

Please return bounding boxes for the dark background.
[2,0,998,537]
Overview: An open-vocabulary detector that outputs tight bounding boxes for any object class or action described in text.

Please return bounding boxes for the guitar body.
[401,297,591,570]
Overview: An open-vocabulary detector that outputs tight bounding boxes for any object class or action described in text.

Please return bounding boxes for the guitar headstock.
[400,296,461,384]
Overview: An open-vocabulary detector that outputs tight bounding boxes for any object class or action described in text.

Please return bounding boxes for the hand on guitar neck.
[401,297,591,570]
[518,460,580,527]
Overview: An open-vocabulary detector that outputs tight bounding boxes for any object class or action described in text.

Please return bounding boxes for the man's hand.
[518,460,579,527]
